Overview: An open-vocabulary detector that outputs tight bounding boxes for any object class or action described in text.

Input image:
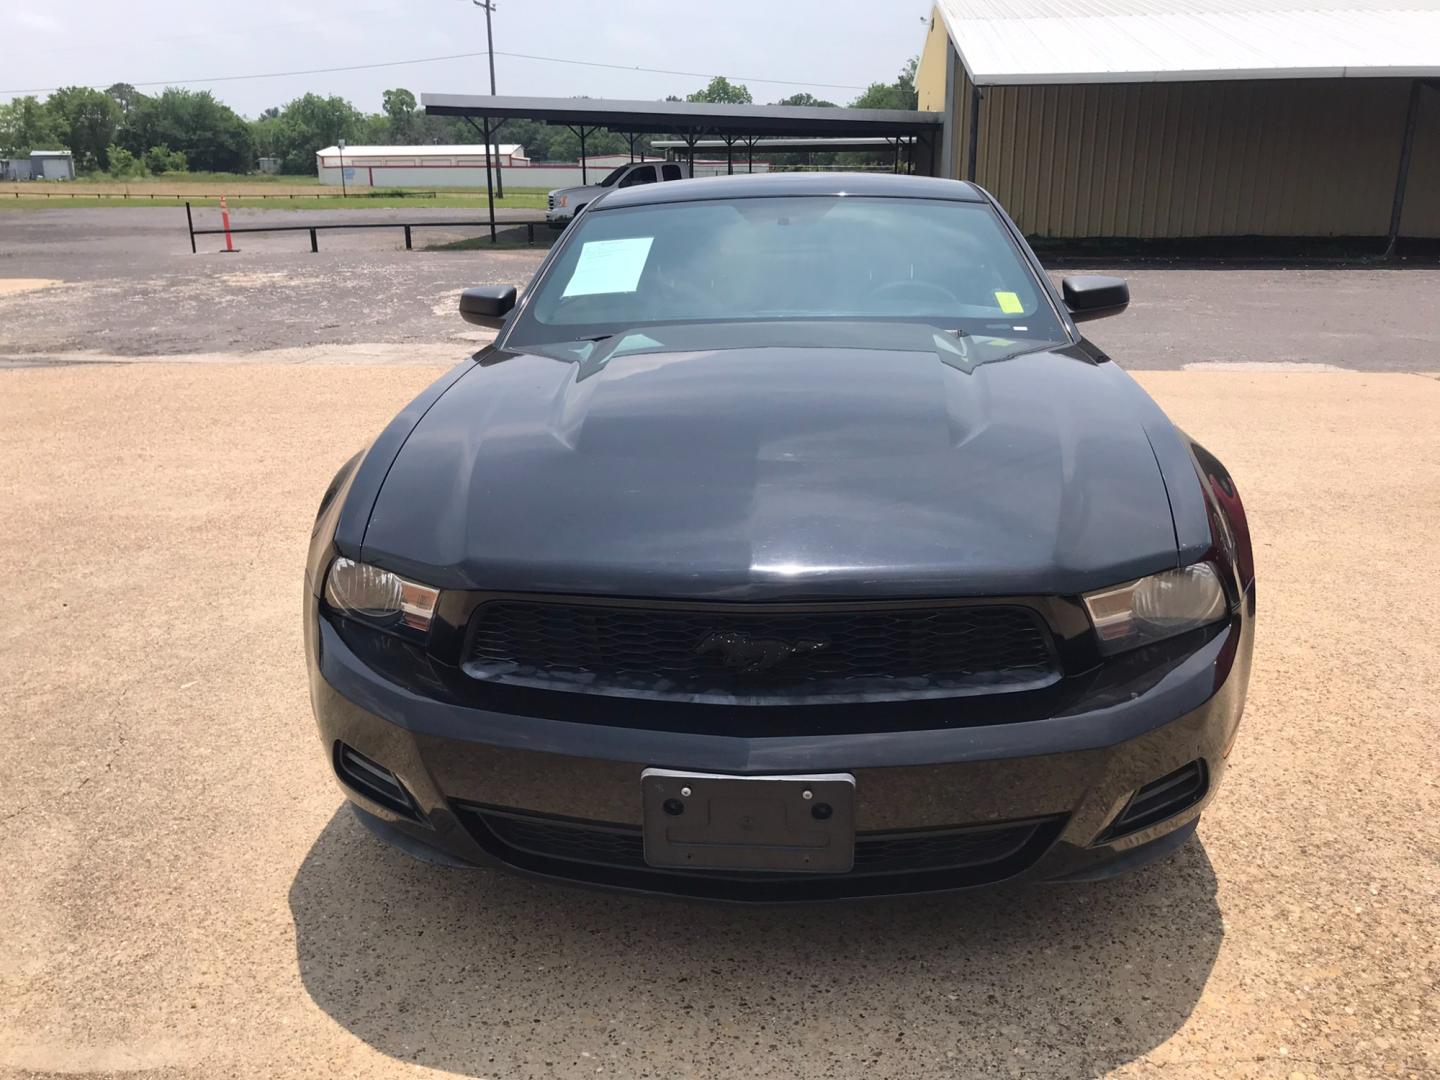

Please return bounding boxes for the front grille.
[547,194,555,210]
[464,600,1058,700]
[456,803,1062,899]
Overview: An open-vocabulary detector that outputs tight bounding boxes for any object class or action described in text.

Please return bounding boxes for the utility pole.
[471,0,503,199]
[337,137,347,197]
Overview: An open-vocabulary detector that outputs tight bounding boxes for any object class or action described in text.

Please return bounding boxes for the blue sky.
[2,1,932,116]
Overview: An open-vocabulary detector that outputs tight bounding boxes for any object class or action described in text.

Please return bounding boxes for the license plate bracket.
[641,769,856,873]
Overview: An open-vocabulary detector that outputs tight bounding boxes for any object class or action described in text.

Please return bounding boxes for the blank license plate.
[641,769,856,873]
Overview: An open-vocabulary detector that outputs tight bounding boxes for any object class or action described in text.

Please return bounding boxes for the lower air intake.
[1101,760,1208,841]
[334,742,422,822]
[454,802,1064,900]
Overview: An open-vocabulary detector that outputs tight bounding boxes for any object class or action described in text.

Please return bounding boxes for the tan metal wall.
[916,13,951,114]
[946,73,1440,239]
[1400,83,1440,238]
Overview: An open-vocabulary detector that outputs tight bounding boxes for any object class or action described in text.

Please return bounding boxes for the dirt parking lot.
[3,204,1439,1077]
[4,207,1440,370]
[2,358,1437,1079]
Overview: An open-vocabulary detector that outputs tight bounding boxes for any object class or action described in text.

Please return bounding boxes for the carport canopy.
[421,93,944,241]
[422,93,941,139]
[423,94,942,177]
[650,136,922,154]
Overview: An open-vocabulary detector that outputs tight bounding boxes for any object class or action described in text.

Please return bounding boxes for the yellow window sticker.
[994,290,1024,315]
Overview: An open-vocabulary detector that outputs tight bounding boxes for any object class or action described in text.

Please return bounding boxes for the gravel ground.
[3,207,1440,369]
[2,362,1436,1079]
[0,208,543,359]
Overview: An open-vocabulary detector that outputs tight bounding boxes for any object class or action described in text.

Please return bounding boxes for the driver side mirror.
[459,285,517,328]
[1062,275,1129,322]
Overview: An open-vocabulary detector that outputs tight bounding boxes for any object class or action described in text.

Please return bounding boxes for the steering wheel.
[868,280,961,309]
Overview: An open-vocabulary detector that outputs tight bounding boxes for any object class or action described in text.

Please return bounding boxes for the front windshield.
[596,165,628,188]
[506,195,1065,350]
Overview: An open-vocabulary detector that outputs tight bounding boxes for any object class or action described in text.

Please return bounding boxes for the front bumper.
[306,592,1253,901]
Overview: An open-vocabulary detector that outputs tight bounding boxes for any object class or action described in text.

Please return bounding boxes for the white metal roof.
[933,0,1440,84]
[315,144,524,157]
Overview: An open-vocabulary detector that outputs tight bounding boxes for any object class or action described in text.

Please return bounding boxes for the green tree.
[381,88,418,142]
[542,125,625,164]
[772,93,836,108]
[250,114,281,160]
[495,117,583,161]
[355,113,387,143]
[105,145,143,178]
[46,86,121,170]
[106,83,148,117]
[0,95,63,155]
[143,145,187,174]
[265,93,365,173]
[849,58,918,110]
[118,88,253,172]
[686,76,752,105]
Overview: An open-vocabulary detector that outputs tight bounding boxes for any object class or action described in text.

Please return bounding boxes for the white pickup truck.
[546,160,691,226]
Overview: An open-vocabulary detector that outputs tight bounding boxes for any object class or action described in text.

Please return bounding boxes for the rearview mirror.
[459,285,517,328]
[1062,275,1129,322]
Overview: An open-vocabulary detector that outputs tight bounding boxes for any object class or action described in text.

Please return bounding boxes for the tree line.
[0,62,916,178]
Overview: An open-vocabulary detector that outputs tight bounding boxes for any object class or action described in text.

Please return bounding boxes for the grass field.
[5,177,336,197]
[0,174,551,211]
[0,192,550,211]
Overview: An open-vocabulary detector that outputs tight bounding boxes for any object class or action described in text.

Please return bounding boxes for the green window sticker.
[994,290,1024,315]
[562,237,655,298]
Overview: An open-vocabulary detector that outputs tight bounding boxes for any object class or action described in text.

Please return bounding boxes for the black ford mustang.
[304,173,1255,900]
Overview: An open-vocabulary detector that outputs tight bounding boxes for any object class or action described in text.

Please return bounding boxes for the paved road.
[2,362,1436,1078]
[3,207,1440,369]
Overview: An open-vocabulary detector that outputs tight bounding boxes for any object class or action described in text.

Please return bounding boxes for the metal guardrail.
[184,201,553,253]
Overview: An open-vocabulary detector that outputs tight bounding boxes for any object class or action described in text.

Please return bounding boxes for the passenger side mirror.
[1062,275,1129,322]
[459,285,517,328]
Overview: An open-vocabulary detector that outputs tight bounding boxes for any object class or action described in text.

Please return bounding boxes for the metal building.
[22,150,75,181]
[916,0,1440,242]
[315,144,529,188]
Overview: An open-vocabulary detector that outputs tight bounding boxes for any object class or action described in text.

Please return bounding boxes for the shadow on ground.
[290,806,1221,1076]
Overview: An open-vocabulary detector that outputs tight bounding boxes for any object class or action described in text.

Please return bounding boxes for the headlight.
[1083,563,1228,655]
[323,557,439,633]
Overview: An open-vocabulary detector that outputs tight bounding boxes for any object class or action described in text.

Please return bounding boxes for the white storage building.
[315,144,530,188]
[315,144,769,190]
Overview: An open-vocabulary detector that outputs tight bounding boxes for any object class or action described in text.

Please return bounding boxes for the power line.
[497,50,867,92]
[1,48,869,98]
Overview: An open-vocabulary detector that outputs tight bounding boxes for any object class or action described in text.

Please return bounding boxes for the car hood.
[361,336,1181,599]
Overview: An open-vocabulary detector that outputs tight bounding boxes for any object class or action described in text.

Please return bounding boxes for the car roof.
[595,171,988,210]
